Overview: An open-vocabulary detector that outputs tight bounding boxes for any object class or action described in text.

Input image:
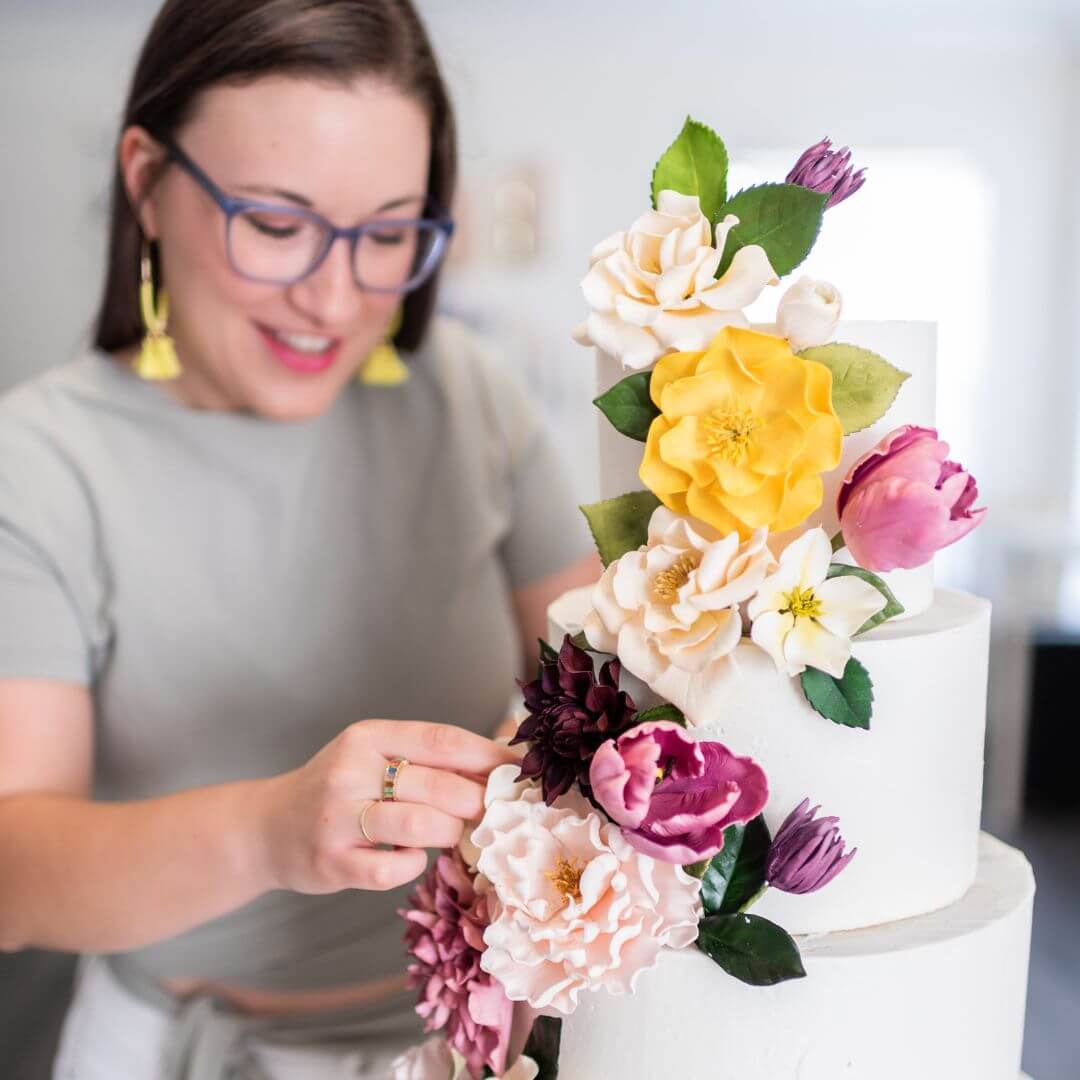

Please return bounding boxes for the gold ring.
[359,800,378,845]
[382,757,409,802]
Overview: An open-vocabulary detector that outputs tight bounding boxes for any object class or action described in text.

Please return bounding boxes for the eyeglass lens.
[227,208,442,289]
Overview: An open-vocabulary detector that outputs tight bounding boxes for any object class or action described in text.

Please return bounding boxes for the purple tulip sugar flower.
[589,720,769,865]
[786,137,866,208]
[765,798,857,894]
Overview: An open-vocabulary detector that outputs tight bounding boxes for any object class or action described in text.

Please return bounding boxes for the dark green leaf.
[699,814,772,916]
[800,657,874,729]
[593,371,659,443]
[635,703,687,728]
[537,638,559,664]
[798,342,910,435]
[696,913,806,986]
[569,630,593,653]
[522,1015,562,1080]
[827,563,905,634]
[579,491,662,567]
[714,183,826,279]
[650,116,729,224]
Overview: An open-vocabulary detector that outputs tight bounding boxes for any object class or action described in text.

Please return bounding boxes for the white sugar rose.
[572,190,779,370]
[776,275,842,351]
[389,1038,539,1080]
[388,1036,458,1080]
[747,527,886,678]
[472,764,701,1016]
[584,507,775,725]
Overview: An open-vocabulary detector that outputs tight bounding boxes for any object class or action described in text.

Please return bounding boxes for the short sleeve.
[0,395,111,685]
[461,325,596,589]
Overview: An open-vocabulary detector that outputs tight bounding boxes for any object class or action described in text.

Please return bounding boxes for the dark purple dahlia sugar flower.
[511,634,638,804]
[765,798,857,894]
[786,137,866,209]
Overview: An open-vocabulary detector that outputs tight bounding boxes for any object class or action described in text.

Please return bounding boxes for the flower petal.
[785,617,851,679]
[815,574,888,638]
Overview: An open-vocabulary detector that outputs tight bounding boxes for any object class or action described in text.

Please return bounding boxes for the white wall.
[2,0,1079,578]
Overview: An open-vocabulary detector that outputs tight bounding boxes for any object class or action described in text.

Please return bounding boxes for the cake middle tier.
[548,585,991,934]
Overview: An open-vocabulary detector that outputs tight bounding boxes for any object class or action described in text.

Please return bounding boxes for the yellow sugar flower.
[639,325,842,538]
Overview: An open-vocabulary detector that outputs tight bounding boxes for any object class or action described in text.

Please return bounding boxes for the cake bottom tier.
[558,833,1034,1080]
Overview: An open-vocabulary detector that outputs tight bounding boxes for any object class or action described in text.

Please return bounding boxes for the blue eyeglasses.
[158,137,454,293]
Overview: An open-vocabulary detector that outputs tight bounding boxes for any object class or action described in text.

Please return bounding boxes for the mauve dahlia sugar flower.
[511,634,639,803]
[786,137,866,208]
[588,721,769,864]
[765,798,856,894]
[837,425,987,572]
[400,851,513,1078]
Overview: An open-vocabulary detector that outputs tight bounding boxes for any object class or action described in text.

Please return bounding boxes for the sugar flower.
[389,1037,459,1080]
[400,851,513,1078]
[776,275,842,352]
[747,527,886,678]
[472,764,702,1015]
[786,137,866,208]
[639,325,843,539]
[389,1039,539,1080]
[511,635,639,804]
[765,798,857,894]
[837,425,987,572]
[584,506,774,725]
[572,190,779,371]
[588,720,769,863]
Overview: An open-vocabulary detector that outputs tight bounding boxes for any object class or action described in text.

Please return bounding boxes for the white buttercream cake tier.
[548,586,990,934]
[594,319,938,619]
[558,833,1034,1080]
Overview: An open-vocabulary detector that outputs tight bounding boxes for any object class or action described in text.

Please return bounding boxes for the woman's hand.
[255,720,518,895]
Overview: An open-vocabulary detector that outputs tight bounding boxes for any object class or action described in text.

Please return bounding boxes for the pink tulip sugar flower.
[588,720,769,864]
[837,425,986,572]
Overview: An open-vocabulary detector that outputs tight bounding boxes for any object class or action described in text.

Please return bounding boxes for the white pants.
[51,954,416,1079]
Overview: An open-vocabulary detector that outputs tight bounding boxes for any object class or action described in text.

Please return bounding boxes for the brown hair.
[93,0,456,357]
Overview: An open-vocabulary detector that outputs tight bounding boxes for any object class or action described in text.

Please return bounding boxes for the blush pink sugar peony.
[472,764,702,1016]
[837,425,986,572]
[588,720,769,864]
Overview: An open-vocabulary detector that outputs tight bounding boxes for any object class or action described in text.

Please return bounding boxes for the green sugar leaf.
[798,342,910,435]
[579,491,661,568]
[593,371,659,443]
[699,815,772,917]
[521,1015,562,1080]
[635,703,688,728]
[800,657,874,730]
[826,563,905,635]
[714,183,826,279]
[651,117,729,224]
[696,912,807,986]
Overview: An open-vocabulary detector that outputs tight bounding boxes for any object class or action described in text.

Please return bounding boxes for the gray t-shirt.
[0,314,592,1000]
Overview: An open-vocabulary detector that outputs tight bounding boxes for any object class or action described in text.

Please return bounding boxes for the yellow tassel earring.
[358,305,409,386]
[134,240,182,381]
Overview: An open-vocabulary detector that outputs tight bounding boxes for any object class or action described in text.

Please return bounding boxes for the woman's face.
[120,75,432,420]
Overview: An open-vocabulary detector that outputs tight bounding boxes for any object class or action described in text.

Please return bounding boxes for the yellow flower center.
[703,409,762,464]
[652,553,699,603]
[783,586,823,620]
[545,856,585,905]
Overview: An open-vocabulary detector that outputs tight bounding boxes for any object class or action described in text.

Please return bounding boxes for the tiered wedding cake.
[391,121,1034,1080]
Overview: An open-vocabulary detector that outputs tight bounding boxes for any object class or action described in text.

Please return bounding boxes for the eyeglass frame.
[153,135,455,293]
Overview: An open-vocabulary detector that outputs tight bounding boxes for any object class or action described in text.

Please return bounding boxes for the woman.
[0,2,598,1076]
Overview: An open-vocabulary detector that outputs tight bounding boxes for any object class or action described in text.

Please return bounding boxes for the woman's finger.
[360,800,465,850]
[392,763,487,821]
[339,846,428,891]
[356,720,519,775]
